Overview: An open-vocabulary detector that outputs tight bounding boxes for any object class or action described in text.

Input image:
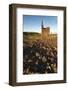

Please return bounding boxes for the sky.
[23,15,57,34]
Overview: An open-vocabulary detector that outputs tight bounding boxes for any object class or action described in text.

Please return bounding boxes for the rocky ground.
[23,39,57,75]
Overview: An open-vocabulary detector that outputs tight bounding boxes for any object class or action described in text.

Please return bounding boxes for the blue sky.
[23,15,57,33]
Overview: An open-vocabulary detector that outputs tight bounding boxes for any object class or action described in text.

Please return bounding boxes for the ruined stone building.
[41,21,57,39]
[41,21,50,39]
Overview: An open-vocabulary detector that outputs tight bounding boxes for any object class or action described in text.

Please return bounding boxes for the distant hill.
[23,32,41,46]
[23,32,41,36]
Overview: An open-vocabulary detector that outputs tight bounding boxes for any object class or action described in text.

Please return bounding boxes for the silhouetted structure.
[41,21,57,39]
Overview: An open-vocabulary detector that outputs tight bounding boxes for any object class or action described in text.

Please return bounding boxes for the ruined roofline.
[41,20,50,29]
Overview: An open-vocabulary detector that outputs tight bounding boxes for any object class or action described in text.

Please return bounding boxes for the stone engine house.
[41,21,50,39]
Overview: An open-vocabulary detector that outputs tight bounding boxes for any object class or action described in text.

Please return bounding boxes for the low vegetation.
[23,32,57,74]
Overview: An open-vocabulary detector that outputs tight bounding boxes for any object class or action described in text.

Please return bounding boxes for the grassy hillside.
[23,32,57,47]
